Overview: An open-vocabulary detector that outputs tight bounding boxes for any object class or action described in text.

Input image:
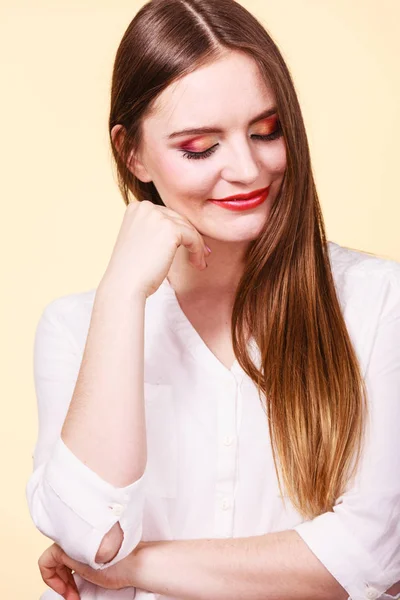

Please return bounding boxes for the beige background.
[1,0,399,597]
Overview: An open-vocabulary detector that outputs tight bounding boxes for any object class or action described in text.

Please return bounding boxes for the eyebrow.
[166,106,278,139]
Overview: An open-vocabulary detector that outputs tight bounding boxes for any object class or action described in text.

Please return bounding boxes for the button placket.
[214,374,239,539]
[221,498,231,510]
[223,435,234,446]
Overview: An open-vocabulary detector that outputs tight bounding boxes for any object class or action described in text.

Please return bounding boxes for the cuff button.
[109,502,125,516]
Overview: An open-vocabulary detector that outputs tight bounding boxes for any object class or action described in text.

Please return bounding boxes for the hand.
[38,543,80,600]
[38,541,148,599]
[100,199,211,299]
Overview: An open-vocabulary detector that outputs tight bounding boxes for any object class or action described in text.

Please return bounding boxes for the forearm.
[61,278,147,487]
[133,530,349,600]
[60,279,148,562]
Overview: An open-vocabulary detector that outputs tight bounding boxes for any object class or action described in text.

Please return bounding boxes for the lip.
[208,185,270,202]
[208,185,270,212]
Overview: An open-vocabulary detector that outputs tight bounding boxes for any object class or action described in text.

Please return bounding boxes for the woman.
[26,0,400,599]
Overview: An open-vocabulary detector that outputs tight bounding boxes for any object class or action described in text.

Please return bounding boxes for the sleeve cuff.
[294,514,389,600]
[43,436,147,568]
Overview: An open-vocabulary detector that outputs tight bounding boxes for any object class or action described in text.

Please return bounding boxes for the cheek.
[156,151,215,189]
[260,142,287,176]
[167,159,217,201]
[150,152,214,208]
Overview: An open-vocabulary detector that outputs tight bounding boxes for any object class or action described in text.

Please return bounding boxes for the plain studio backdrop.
[0,0,399,597]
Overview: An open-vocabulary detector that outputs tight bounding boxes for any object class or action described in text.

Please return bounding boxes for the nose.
[221,138,261,186]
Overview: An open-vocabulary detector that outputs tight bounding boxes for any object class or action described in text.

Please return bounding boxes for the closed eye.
[181,122,283,160]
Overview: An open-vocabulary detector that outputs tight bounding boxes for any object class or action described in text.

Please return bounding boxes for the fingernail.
[205,245,212,254]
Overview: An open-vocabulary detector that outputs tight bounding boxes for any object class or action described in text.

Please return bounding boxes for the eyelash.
[181,122,283,160]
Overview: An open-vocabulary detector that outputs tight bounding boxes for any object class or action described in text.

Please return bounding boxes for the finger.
[61,552,92,578]
[42,571,67,597]
[38,547,80,599]
[38,559,66,593]
[38,543,64,573]
[56,563,72,586]
[158,208,211,262]
[138,202,210,269]
[38,563,69,598]
[52,570,80,600]
[67,570,80,595]
[65,583,81,600]
[176,226,208,270]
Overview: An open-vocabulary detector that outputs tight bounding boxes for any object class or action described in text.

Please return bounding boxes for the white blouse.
[26,240,400,600]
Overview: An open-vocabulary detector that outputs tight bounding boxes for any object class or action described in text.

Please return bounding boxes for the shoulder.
[37,282,166,355]
[327,242,400,376]
[328,240,400,280]
[41,288,96,319]
[328,240,400,316]
[37,288,97,356]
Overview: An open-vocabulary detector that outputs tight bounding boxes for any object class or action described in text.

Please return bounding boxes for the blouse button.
[223,435,234,446]
[109,502,125,516]
[221,499,231,510]
[366,588,380,600]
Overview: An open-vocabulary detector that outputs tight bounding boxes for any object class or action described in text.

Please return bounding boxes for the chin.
[206,228,264,244]
[214,216,269,240]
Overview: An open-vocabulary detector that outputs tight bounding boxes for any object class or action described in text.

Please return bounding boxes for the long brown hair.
[108,0,369,520]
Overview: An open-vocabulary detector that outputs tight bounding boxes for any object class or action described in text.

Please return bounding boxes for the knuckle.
[163,217,178,237]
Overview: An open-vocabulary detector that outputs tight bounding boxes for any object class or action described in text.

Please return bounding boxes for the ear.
[110,124,152,183]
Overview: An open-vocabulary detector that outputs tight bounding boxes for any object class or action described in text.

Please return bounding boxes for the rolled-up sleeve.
[26,299,147,570]
[294,266,400,600]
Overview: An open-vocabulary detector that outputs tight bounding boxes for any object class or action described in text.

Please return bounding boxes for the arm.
[60,279,147,562]
[292,266,400,600]
[26,279,149,570]
[130,530,349,600]
[61,279,147,487]
[128,266,400,600]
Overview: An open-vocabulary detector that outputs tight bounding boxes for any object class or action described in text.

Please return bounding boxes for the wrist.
[96,273,147,304]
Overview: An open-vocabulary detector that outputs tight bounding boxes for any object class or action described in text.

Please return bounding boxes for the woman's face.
[131,50,287,243]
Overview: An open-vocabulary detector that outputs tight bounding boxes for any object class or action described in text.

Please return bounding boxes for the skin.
[37,50,289,598]
[112,49,287,300]
[37,542,148,599]
[36,49,400,600]
[38,534,352,600]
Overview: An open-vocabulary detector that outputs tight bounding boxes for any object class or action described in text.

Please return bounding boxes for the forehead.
[143,51,275,135]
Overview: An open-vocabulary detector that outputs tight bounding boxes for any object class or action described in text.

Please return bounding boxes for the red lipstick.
[208,185,270,212]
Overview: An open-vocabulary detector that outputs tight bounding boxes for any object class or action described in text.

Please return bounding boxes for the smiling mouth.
[207,186,271,211]
[208,185,270,202]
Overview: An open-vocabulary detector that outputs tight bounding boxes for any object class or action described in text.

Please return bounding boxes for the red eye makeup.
[178,114,283,161]
[180,135,219,155]
[254,114,280,136]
